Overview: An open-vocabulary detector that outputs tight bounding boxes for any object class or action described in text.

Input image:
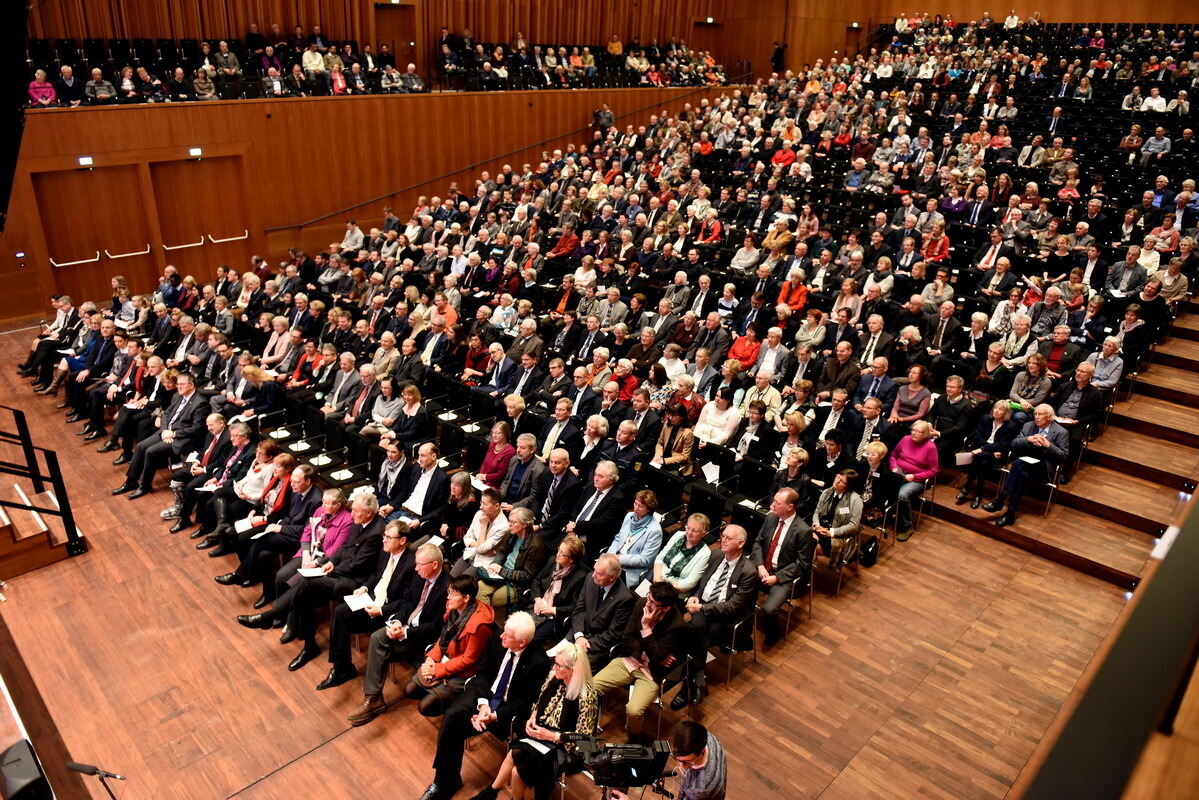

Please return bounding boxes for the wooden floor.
[0,329,1132,800]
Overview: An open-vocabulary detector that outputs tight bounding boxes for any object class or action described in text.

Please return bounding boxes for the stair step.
[1055,464,1182,536]
[1111,395,1199,449]
[1173,315,1199,342]
[1086,429,1199,491]
[9,484,49,542]
[1155,338,1199,371]
[32,489,77,546]
[1136,364,1199,405]
[927,485,1147,590]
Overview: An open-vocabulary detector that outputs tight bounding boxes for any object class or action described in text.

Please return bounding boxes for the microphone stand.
[96,773,120,800]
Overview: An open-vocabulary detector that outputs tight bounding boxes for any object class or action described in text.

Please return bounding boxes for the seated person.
[983,404,1069,526]
[561,553,636,672]
[652,513,713,594]
[889,421,939,537]
[475,507,549,609]
[1049,361,1103,482]
[528,534,590,645]
[651,402,695,475]
[752,488,814,645]
[811,469,864,568]
[855,441,899,527]
[402,574,496,716]
[956,401,1019,508]
[605,489,664,590]
[450,488,509,577]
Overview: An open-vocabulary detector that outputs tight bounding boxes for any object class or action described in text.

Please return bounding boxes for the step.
[1136,363,1199,406]
[1173,315,1199,342]
[1086,429,1199,491]
[927,484,1146,590]
[32,489,80,546]
[8,484,49,543]
[1055,464,1181,536]
[1111,395,1199,449]
[1155,338,1199,371]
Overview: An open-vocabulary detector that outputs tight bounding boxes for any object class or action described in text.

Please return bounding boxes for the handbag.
[859,535,879,568]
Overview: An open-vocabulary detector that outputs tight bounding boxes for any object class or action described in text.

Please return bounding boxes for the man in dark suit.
[607,421,647,480]
[393,442,452,537]
[506,351,545,404]
[624,389,662,449]
[925,300,964,362]
[392,337,426,389]
[167,418,253,534]
[533,357,572,409]
[350,541,450,728]
[677,524,758,705]
[686,312,732,366]
[565,553,635,671]
[538,398,583,460]
[822,308,858,357]
[815,341,861,401]
[564,460,628,555]
[528,448,581,541]
[317,519,417,690]
[500,433,546,509]
[752,487,814,645]
[962,192,995,228]
[983,404,1069,527]
[852,355,899,412]
[418,611,550,800]
[1048,361,1104,480]
[82,336,146,439]
[62,318,119,416]
[976,258,1020,302]
[218,464,324,587]
[564,367,600,424]
[113,372,209,499]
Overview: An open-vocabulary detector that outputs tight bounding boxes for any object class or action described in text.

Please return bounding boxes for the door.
[375,3,417,70]
[150,157,251,277]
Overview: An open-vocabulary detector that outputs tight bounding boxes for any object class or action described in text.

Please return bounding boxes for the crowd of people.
[16,11,1199,800]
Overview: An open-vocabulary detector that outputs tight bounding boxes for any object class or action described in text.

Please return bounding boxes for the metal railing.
[264,73,754,235]
[0,405,86,556]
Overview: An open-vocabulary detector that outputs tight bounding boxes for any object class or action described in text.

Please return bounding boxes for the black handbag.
[859,535,879,568]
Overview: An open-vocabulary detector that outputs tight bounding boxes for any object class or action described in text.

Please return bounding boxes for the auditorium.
[0,2,1196,799]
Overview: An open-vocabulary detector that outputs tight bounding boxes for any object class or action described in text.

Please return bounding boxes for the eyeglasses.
[382,534,403,541]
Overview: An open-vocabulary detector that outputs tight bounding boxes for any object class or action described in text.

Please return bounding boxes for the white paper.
[546,638,571,657]
[298,567,325,578]
[289,441,312,452]
[399,516,419,527]
[234,517,256,533]
[462,423,480,434]
[738,498,758,509]
[439,411,458,421]
[1019,455,1040,464]
[649,460,662,469]
[955,452,973,466]
[311,454,333,466]
[438,458,450,468]
[635,581,651,597]
[470,477,489,492]
[330,469,355,481]
[343,593,372,611]
[184,451,199,463]
[268,429,290,439]
[427,535,444,547]
[519,738,552,755]
[700,462,722,484]
[123,402,139,409]
[194,484,218,492]
[250,529,271,540]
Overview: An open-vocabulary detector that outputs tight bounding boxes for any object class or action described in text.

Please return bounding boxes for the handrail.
[163,235,204,251]
[207,230,249,244]
[104,244,151,259]
[48,251,100,268]
[0,405,85,557]
[266,74,754,233]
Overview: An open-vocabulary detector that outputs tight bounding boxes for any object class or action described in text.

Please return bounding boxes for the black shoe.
[111,483,135,496]
[169,517,191,534]
[196,535,221,550]
[29,383,47,392]
[970,496,983,509]
[236,613,273,630]
[214,572,239,586]
[83,430,104,441]
[127,488,149,500]
[288,645,321,672]
[954,488,970,504]
[252,594,271,610]
[96,441,118,453]
[112,453,132,466]
[316,665,357,691]
[981,498,1005,513]
[995,512,1016,528]
[1059,472,1071,486]
[418,782,462,800]
[669,689,692,711]
[279,626,296,644]
[271,617,285,629]
[467,788,500,800]
[240,578,257,588]
[208,544,233,558]
[64,411,82,420]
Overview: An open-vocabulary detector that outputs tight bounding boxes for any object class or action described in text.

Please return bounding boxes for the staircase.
[926,301,1199,592]
[0,485,72,578]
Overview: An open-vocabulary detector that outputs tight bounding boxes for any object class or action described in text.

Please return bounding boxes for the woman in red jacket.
[403,575,496,716]
[775,266,809,313]
[920,220,951,263]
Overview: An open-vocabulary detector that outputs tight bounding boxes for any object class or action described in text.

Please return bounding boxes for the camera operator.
[610,721,726,800]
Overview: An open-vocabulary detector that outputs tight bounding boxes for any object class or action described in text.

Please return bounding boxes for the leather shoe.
[271,617,285,629]
[970,496,983,509]
[196,535,221,550]
[236,613,273,630]
[96,441,119,453]
[111,483,135,496]
[279,626,296,644]
[669,690,692,711]
[418,783,462,800]
[208,544,234,558]
[981,498,1005,513]
[467,788,500,800]
[954,488,970,504]
[995,512,1016,528]
[288,645,321,672]
[83,430,103,441]
[252,594,271,610]
[214,572,239,586]
[348,694,387,726]
[189,528,210,540]
[169,518,191,534]
[112,453,132,466]
[316,665,357,690]
[64,411,83,421]
[127,488,149,500]
[240,578,257,588]
[29,383,47,392]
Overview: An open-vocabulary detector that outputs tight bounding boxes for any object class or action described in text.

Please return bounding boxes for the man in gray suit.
[596,287,629,332]
[320,352,362,418]
[751,487,814,645]
[983,404,1069,527]
[566,553,635,671]
[500,433,546,509]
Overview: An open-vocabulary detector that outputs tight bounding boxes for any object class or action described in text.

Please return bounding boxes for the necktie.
[489,652,515,710]
[857,421,874,458]
[167,395,189,429]
[970,204,980,225]
[934,318,947,348]
[200,436,219,467]
[351,386,370,416]
[408,579,433,624]
[373,555,398,606]
[580,332,595,358]
[863,334,878,362]
[514,369,531,396]
[577,490,603,522]
[867,376,880,398]
[703,560,731,603]
[765,518,786,571]
[541,475,560,517]
[634,411,644,428]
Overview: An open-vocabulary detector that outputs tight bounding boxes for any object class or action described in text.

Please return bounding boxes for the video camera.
[569,736,671,789]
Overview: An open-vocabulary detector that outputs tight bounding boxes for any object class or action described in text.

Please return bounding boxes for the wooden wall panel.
[870,2,1198,26]
[0,85,720,320]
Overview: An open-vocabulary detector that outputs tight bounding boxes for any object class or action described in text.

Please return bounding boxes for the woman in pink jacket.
[888,420,940,538]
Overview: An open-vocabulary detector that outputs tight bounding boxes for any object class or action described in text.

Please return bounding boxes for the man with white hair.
[983,403,1069,526]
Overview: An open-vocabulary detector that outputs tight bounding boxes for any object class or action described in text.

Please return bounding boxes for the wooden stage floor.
[0,328,1128,800]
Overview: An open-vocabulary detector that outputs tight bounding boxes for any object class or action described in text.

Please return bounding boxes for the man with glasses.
[612,720,727,800]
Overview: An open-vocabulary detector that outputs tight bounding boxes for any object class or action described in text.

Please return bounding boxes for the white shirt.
[405,468,436,515]
[766,513,796,571]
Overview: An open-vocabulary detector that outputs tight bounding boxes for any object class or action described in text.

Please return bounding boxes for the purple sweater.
[293,508,353,558]
[889,436,939,481]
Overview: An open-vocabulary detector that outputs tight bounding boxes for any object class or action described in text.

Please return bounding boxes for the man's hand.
[762,574,779,587]
[385,620,405,640]
[685,596,702,614]
[321,561,335,575]
[364,603,382,617]
[471,706,497,731]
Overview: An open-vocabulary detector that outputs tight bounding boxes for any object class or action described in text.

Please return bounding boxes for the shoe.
[271,618,285,629]
[127,488,149,500]
[981,498,1005,513]
[954,488,970,504]
[240,578,257,588]
[347,694,387,726]
[252,594,271,610]
[196,535,221,550]
[160,505,181,519]
[208,544,233,558]
[895,525,912,542]
[1059,472,1071,486]
[168,518,191,534]
[467,788,500,800]
[214,572,239,586]
[29,383,47,392]
[669,689,692,711]
[82,430,103,441]
[279,626,296,645]
[995,512,1016,528]
[111,483,135,496]
[96,441,118,453]
[64,412,84,422]
[316,665,357,691]
[236,613,273,630]
[970,496,983,509]
[288,645,321,672]
[189,528,210,540]
[112,453,132,466]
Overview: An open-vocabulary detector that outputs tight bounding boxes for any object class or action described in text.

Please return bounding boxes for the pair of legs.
[591,659,659,736]
[895,479,927,531]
